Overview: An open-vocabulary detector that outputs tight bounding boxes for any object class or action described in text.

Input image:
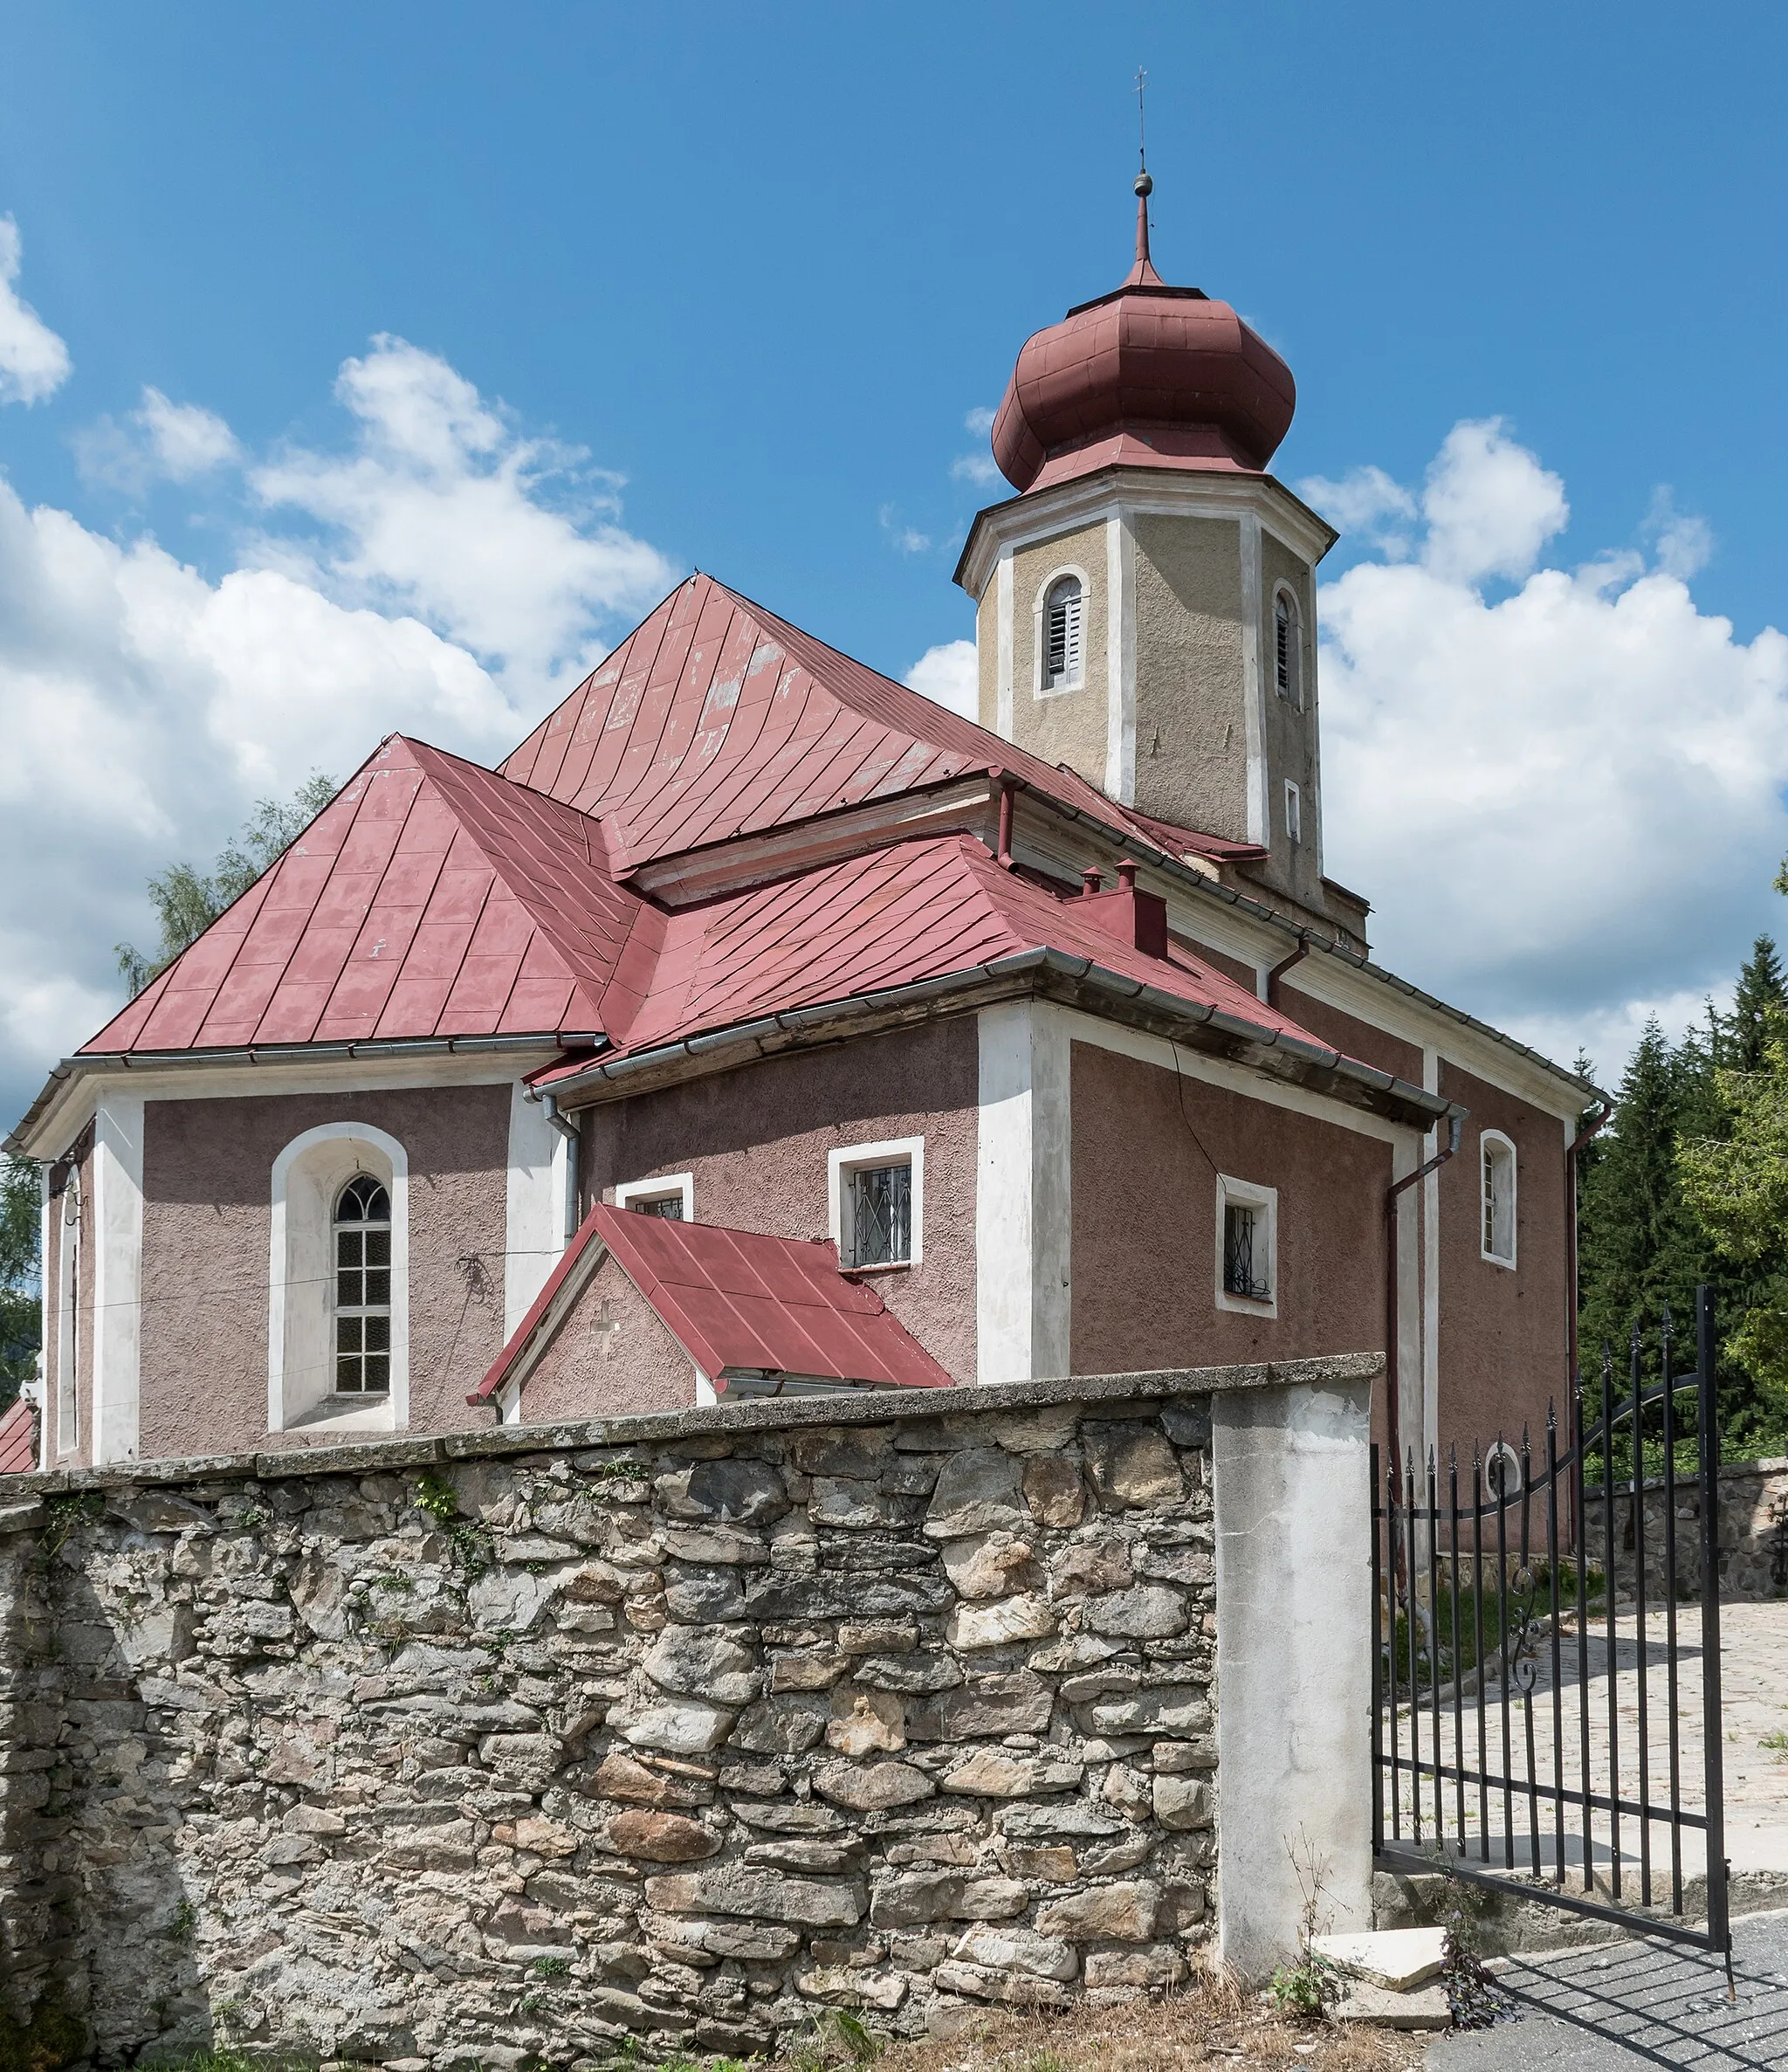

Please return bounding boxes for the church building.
[6,177,1592,1478]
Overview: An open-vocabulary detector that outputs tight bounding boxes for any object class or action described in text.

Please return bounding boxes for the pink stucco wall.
[1068,1041,1393,1375]
[517,1251,698,1422]
[1434,1059,1569,1458]
[576,1020,979,1383]
[137,1084,511,1458]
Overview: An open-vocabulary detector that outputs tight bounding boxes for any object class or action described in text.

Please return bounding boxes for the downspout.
[533,1088,583,1243]
[994,772,1020,869]
[1262,930,1310,1008]
[1384,1111,1463,1470]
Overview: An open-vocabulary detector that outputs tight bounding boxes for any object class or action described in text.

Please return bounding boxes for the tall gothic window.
[334,1174,392,1393]
[1274,589,1302,706]
[1042,575,1084,690]
[1481,1132,1516,1268]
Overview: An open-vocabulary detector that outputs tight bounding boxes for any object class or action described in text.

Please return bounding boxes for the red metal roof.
[499,574,1239,872]
[0,1397,37,1475]
[566,830,1322,1069]
[84,734,645,1055]
[472,1203,952,1405]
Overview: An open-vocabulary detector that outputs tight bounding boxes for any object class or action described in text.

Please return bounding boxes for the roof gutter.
[5,1030,592,1159]
[536,948,1454,1134]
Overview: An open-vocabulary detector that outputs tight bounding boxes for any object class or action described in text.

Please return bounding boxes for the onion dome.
[990,174,1296,494]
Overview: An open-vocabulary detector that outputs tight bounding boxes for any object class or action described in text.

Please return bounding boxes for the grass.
[1761,1728,1788,1761]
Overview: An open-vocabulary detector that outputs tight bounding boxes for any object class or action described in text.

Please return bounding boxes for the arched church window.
[1481,1131,1516,1270]
[334,1174,392,1393]
[1042,575,1084,690]
[1274,588,1303,706]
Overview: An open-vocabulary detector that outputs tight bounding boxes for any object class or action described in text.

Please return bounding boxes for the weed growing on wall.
[411,1470,495,1580]
[1435,1873,1510,2030]
[1265,1828,1341,2021]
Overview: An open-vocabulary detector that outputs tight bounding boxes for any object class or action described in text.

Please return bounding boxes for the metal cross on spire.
[1130,65,1159,284]
[1136,66,1148,175]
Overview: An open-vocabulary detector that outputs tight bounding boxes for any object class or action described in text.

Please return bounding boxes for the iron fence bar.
[1369,1752,1710,1831]
[1449,1448,1467,1847]
[1371,1441,1385,1858]
[1573,1371,1594,1895]
[1404,1449,1423,1844]
[1386,1454,1403,1841]
[1472,1449,1489,1861]
[1546,1409,1565,1884]
[1427,1448,1445,1843]
[1696,1285,1730,1972]
[1519,1428,1543,1878]
[1633,1325,1653,1906]
[1372,1845,1725,1952]
[1662,1311,1683,1914]
[1603,1349,1621,1899]
[1496,1439,1514,1869]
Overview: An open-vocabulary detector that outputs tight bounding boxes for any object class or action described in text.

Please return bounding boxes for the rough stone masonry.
[0,1358,1376,2068]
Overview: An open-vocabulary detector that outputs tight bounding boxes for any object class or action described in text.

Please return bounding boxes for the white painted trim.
[1392,1130,1421,1463]
[54,1164,79,1458]
[1240,513,1268,846]
[1052,1004,1409,1147]
[1214,1173,1278,1319]
[975,1003,1071,1384]
[615,1171,696,1221]
[1480,1128,1518,1270]
[90,1095,143,1465]
[1029,562,1090,699]
[1270,582,1304,709]
[828,1138,924,1268]
[268,1122,409,1435]
[505,1081,568,1339]
[1104,512,1136,804]
[695,1367,718,1408]
[1283,778,1302,848]
[995,549,1014,738]
[957,464,1338,601]
[1485,1437,1523,1497]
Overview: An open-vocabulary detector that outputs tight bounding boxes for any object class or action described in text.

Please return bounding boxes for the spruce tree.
[1723,934,1788,1071]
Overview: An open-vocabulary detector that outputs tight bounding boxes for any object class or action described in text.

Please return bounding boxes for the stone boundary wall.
[0,1358,1376,2069]
[1580,1456,1788,1602]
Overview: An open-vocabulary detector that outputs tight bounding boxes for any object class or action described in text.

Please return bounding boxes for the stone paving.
[1385,1600,1788,1890]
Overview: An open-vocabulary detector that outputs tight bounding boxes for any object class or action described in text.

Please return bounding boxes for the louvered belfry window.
[1043,576,1083,690]
[849,1163,912,1268]
[1275,590,1300,704]
[334,1174,392,1393]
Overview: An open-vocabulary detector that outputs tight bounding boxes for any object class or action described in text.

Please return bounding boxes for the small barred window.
[849,1163,912,1268]
[334,1174,392,1393]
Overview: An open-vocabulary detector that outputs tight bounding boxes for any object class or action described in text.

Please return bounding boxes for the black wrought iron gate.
[1372,1284,1731,1968]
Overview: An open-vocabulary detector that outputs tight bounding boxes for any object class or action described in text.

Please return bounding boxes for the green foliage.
[527,1955,571,1978]
[0,1153,38,1408]
[1265,1951,1339,2020]
[0,1989,84,2072]
[1680,1008,1788,1430]
[115,772,336,997]
[782,2008,883,2070]
[411,1470,495,1579]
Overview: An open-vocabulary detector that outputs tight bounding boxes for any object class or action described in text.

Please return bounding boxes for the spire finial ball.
[1134,170,1153,197]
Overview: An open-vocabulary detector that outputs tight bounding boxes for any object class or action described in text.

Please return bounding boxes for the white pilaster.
[995,549,1014,739]
[1422,1047,1441,1463]
[505,1082,571,1339]
[975,1002,1071,1383]
[90,1093,144,1465]
[1239,513,1268,846]
[1104,509,1137,804]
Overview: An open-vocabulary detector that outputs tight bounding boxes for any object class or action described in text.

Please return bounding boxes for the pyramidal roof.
[501,573,1253,871]
[85,734,643,1055]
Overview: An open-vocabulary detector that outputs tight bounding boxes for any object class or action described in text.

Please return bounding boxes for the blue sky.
[3,3,1787,1125]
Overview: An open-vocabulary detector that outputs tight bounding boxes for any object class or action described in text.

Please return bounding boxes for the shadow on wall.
[0,1497,209,2068]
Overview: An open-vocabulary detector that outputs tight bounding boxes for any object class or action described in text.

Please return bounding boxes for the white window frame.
[1273,584,1303,707]
[269,1123,409,1435]
[1214,1174,1278,1319]
[614,1171,695,1221]
[829,1136,925,1271]
[1032,564,1090,698]
[1480,1129,1517,1270]
[1484,1438,1523,1503]
[1283,778,1303,848]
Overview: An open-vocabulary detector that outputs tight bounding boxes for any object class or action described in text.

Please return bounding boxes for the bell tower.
[953,175,1348,933]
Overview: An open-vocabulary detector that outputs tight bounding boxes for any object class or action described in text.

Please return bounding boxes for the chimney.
[1075,858,1168,959]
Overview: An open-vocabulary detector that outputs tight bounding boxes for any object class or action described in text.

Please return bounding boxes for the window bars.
[849,1163,911,1268]
[334,1174,392,1394]
[1371,1285,1730,1976]
[1222,1201,1271,1303]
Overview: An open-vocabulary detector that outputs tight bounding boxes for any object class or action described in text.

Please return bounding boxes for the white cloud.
[0,217,71,406]
[877,502,931,555]
[1296,462,1415,544]
[0,338,679,1127]
[251,335,677,695]
[1317,422,1788,1067]
[951,452,1001,488]
[904,637,978,720]
[1643,485,1714,582]
[964,406,996,437]
[77,385,242,495]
